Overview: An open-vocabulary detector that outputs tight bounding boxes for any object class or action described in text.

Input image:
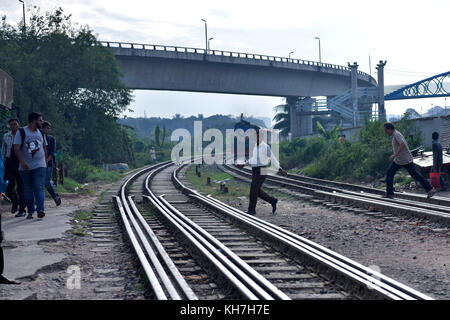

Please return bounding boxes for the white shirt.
[248,142,281,170]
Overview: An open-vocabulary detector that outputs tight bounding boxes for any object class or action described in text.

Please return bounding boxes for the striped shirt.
[2,131,16,159]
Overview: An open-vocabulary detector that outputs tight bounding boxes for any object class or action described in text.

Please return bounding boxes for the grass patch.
[54,177,94,196]
[185,165,288,200]
[72,210,94,236]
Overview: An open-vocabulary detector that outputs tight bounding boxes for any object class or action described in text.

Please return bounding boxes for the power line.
[385,68,437,75]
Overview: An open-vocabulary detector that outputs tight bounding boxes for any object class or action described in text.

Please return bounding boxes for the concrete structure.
[376,61,387,121]
[103,42,377,97]
[103,42,380,137]
[0,68,14,109]
[403,115,450,148]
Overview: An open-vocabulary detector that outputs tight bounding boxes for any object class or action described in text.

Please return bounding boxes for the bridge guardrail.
[99,41,372,79]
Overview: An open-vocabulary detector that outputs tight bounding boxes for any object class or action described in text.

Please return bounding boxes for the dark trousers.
[248,167,276,211]
[45,166,58,199]
[386,161,432,195]
[4,162,25,213]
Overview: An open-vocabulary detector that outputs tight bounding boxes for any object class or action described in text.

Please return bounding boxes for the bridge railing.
[99,41,372,78]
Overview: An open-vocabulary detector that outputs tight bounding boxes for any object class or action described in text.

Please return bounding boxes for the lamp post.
[201,19,208,53]
[18,0,25,32]
[315,37,321,63]
[289,51,294,59]
[208,37,213,52]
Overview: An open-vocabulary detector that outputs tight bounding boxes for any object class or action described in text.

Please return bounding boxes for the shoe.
[54,195,61,206]
[272,199,278,214]
[15,212,25,218]
[246,210,256,215]
[427,188,436,199]
[382,194,395,199]
[26,214,33,220]
[11,204,18,214]
[37,211,45,218]
[0,275,20,285]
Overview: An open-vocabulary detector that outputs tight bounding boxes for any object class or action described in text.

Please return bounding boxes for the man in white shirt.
[244,128,286,215]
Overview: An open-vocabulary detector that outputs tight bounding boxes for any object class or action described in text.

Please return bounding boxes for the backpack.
[19,127,46,150]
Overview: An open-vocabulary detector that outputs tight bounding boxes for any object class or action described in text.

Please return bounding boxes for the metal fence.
[99,41,371,78]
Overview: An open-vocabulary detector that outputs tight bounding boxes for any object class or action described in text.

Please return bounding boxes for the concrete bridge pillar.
[298,98,313,136]
[377,60,387,122]
[287,96,300,138]
[348,62,359,127]
[287,96,312,138]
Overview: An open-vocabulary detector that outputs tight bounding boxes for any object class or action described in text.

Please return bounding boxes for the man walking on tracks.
[431,131,446,191]
[245,128,287,215]
[383,122,436,199]
[13,112,48,219]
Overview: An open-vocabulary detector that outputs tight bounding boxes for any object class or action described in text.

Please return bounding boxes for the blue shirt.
[432,138,443,167]
[45,134,56,167]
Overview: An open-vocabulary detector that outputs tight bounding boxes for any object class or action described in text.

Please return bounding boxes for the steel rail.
[200,195,433,300]
[117,161,198,300]
[143,163,290,300]
[114,196,167,300]
[175,162,434,300]
[224,164,450,225]
[157,195,290,300]
[250,166,450,207]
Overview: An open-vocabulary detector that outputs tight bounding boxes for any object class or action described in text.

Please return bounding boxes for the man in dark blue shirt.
[42,122,61,206]
[432,132,446,191]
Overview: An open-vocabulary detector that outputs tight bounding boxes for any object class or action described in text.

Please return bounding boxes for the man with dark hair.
[431,131,446,191]
[42,121,61,205]
[13,112,48,219]
[2,118,26,217]
[383,122,436,198]
[245,128,287,215]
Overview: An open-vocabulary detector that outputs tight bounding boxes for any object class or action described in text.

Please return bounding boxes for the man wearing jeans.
[42,121,61,206]
[13,112,48,219]
[383,122,436,199]
[2,118,26,217]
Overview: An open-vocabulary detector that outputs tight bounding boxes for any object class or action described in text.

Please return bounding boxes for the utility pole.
[289,51,294,59]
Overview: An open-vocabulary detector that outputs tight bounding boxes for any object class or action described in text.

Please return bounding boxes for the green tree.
[0,7,132,164]
[272,103,290,136]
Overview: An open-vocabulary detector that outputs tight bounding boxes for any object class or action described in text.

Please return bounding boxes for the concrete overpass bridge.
[101,41,381,136]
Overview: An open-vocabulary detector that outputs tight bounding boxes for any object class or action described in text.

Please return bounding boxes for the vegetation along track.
[221,163,450,226]
[113,160,434,300]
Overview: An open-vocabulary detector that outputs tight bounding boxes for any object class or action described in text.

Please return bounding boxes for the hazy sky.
[1,0,449,122]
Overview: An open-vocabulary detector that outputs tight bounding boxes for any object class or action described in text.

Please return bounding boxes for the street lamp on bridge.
[289,51,294,59]
[201,19,208,53]
[315,37,321,63]
[18,0,25,32]
[208,37,213,51]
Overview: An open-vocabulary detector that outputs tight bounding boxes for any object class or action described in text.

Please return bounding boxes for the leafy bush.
[58,154,122,183]
[58,154,98,183]
[279,113,423,182]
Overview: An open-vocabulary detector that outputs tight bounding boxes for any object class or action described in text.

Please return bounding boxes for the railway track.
[113,160,434,300]
[221,163,450,226]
